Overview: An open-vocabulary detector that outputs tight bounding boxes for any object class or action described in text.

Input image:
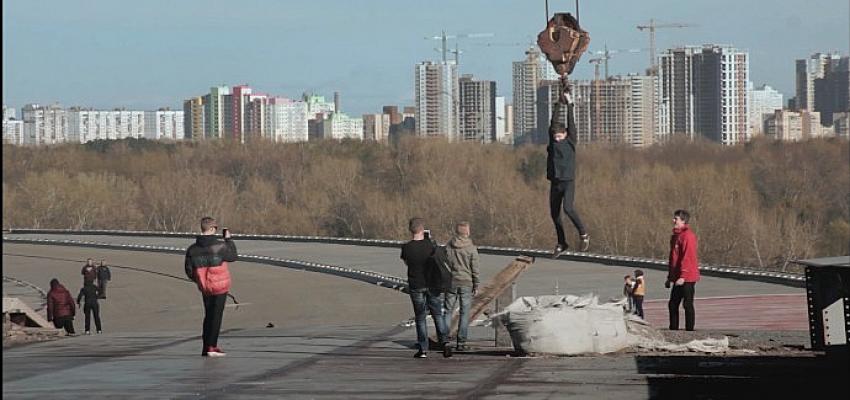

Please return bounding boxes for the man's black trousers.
[202,294,227,348]
[83,303,102,332]
[549,179,586,246]
[668,282,696,331]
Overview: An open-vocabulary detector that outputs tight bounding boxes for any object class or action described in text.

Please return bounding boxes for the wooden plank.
[448,256,535,338]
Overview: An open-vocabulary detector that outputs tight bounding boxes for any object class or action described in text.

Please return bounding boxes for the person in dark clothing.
[77,282,102,334]
[96,260,111,299]
[547,95,589,258]
[81,258,97,285]
[46,278,76,335]
[185,217,238,357]
[400,217,450,359]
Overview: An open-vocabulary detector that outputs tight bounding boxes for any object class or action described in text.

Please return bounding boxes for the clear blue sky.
[3,0,849,115]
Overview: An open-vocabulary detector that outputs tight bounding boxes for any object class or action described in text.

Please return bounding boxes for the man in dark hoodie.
[185,217,238,357]
[444,221,480,351]
[400,217,451,358]
[47,278,76,335]
[77,281,102,334]
[547,96,590,257]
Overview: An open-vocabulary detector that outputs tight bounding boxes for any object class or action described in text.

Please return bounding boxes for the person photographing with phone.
[185,217,238,357]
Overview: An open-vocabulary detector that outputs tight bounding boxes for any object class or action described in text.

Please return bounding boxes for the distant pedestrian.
[666,210,700,331]
[76,281,102,334]
[632,270,645,319]
[185,217,238,357]
[81,258,97,285]
[46,278,76,335]
[623,275,634,312]
[96,260,111,299]
[443,221,480,352]
[400,217,450,358]
[547,100,590,258]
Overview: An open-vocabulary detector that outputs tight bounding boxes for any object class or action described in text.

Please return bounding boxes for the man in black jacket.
[547,90,590,258]
[400,218,451,358]
[185,216,238,357]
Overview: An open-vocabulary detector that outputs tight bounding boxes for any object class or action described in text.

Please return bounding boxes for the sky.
[3,0,849,115]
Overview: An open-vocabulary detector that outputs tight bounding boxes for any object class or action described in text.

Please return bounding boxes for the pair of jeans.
[549,179,586,246]
[633,295,644,319]
[668,283,696,330]
[202,294,227,348]
[409,289,448,351]
[444,286,473,345]
[83,303,102,332]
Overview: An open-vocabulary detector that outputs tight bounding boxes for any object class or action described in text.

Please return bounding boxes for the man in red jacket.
[47,278,76,335]
[185,217,238,357]
[666,209,700,331]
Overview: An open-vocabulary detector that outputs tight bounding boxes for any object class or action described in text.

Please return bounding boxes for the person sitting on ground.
[77,281,103,334]
[47,278,76,336]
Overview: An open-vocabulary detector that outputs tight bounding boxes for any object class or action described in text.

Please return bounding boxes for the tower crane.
[587,44,645,80]
[636,19,696,75]
[425,31,494,63]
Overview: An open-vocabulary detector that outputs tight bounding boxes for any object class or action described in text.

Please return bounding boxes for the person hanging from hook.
[537,9,591,257]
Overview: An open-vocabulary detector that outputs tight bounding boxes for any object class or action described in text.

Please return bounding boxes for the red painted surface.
[642,294,809,331]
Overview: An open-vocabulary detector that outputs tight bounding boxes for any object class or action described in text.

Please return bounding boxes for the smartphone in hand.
[222,228,230,239]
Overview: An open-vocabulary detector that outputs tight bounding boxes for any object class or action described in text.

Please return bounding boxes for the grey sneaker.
[552,244,568,259]
[579,234,590,252]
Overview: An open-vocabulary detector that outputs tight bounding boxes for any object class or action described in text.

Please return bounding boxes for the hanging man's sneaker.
[552,244,568,259]
[442,344,453,358]
[580,234,590,252]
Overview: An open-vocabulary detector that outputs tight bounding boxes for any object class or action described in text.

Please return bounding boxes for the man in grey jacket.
[443,221,480,351]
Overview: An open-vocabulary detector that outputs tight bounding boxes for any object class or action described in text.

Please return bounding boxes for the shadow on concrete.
[636,354,849,398]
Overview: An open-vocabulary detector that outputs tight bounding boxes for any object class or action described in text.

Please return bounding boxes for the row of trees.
[3,136,848,272]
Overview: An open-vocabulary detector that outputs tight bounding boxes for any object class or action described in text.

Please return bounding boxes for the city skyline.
[3,0,849,114]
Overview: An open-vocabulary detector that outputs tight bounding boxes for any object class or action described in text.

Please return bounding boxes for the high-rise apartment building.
[796,53,850,125]
[363,113,391,142]
[204,86,229,139]
[267,97,309,143]
[764,109,824,141]
[3,105,15,121]
[658,45,749,145]
[414,60,459,140]
[512,48,544,143]
[2,119,24,145]
[748,84,783,137]
[494,96,506,143]
[22,104,68,145]
[183,97,205,140]
[144,110,184,140]
[67,109,144,143]
[458,75,496,142]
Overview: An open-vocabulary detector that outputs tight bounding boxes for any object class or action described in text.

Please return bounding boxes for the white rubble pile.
[496,294,735,355]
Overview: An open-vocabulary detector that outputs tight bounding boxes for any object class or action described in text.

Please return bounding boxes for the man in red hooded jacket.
[666,209,700,331]
[47,278,76,335]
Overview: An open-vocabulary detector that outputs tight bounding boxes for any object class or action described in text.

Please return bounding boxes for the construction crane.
[587,44,645,80]
[425,31,494,63]
[636,19,695,75]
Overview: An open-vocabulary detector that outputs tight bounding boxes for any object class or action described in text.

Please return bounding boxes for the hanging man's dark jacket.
[546,101,577,181]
